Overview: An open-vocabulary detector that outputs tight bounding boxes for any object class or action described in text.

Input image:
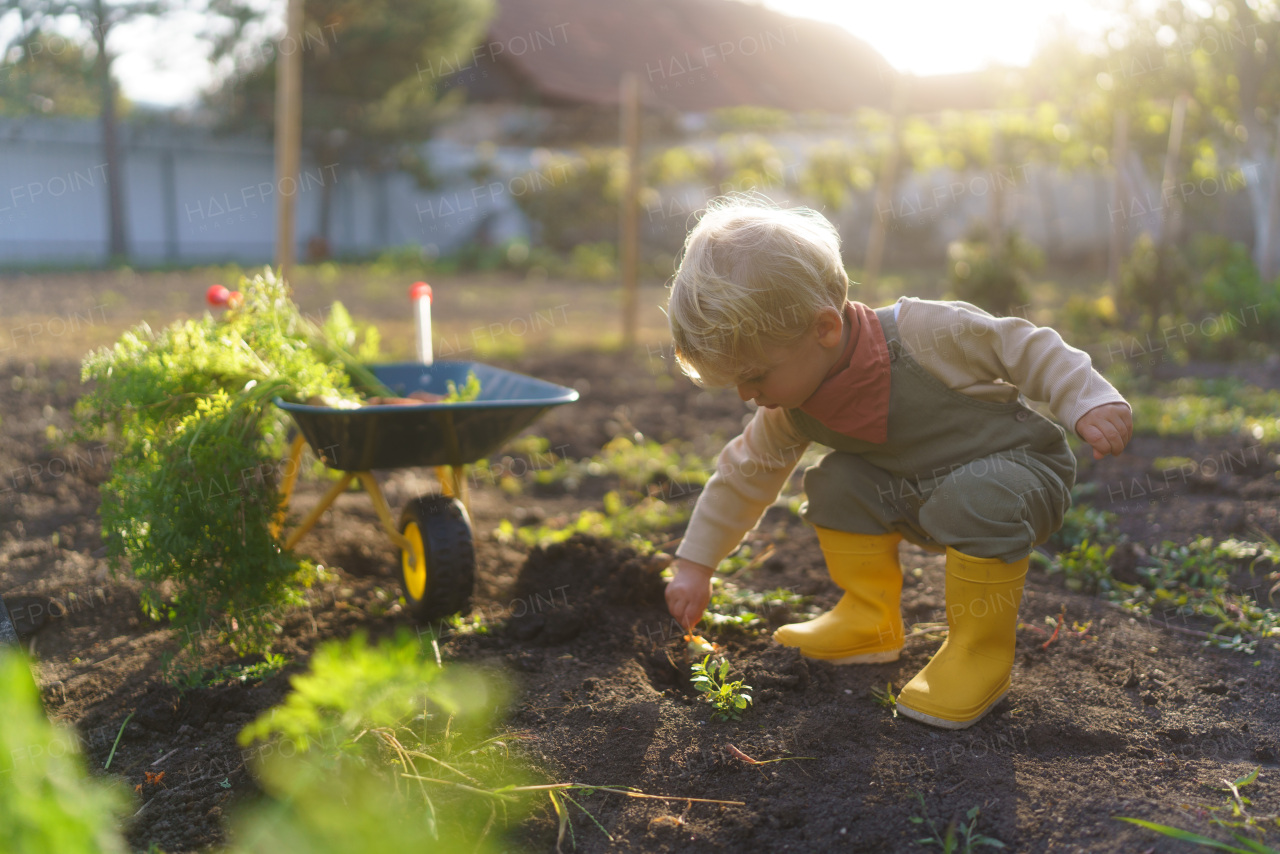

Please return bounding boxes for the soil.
[2,338,1280,852]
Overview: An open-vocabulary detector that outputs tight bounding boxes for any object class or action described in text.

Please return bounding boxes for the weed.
[704,578,767,634]
[1116,766,1280,852]
[869,682,897,717]
[1044,525,1280,653]
[690,655,753,722]
[1118,377,1280,442]
[1051,539,1117,594]
[496,491,689,551]
[910,792,1006,852]
[161,652,290,692]
[445,613,491,636]
[496,435,715,549]
[1116,538,1280,651]
[1048,503,1119,552]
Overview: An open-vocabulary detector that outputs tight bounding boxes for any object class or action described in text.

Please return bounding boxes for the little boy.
[664,197,1132,730]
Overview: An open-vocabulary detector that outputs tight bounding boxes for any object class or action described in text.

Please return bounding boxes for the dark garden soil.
[2,344,1280,853]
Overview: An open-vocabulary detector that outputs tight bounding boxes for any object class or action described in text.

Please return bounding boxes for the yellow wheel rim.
[401,522,427,601]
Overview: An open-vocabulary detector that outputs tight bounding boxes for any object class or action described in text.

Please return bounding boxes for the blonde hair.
[667,195,849,387]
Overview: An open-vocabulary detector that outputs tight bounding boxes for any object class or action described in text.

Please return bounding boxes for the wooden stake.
[1108,110,1129,288]
[1262,115,1280,280]
[1158,92,1189,248]
[864,74,908,292]
[274,0,305,284]
[619,72,641,348]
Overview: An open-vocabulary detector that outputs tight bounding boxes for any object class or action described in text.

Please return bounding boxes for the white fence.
[0,115,1256,268]
[0,116,531,266]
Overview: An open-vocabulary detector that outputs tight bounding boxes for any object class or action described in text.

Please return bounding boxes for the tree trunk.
[93,1,127,261]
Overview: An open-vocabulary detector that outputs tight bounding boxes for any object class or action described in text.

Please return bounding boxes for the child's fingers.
[1085,418,1126,458]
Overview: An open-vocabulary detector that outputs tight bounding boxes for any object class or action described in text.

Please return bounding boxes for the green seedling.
[869,682,897,717]
[690,655,753,722]
[910,792,1006,852]
[103,710,134,771]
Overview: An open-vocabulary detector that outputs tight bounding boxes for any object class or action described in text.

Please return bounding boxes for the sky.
[0,0,1114,108]
[757,0,1113,77]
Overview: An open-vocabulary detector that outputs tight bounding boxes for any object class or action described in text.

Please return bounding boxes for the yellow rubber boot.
[896,548,1028,729]
[772,528,903,664]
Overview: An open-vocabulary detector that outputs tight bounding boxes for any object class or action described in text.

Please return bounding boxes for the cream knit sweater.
[674,297,1130,570]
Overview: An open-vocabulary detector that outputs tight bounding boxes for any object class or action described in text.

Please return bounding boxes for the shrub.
[76,270,383,657]
[946,229,1040,316]
[1185,235,1280,356]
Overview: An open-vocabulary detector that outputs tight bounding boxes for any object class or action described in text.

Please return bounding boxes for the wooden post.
[1158,91,1189,248]
[863,75,908,292]
[1107,110,1129,288]
[274,0,305,284]
[990,123,1005,249]
[1262,115,1280,281]
[619,72,641,348]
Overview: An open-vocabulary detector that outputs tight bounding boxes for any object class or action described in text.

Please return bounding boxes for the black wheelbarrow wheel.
[398,495,476,623]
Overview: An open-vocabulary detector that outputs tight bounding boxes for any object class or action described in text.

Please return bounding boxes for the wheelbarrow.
[273,360,578,622]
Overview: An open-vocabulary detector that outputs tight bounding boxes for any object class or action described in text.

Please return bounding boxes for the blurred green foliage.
[235,630,537,852]
[947,230,1042,316]
[0,650,129,854]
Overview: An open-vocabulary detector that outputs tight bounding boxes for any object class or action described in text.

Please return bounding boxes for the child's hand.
[665,558,715,631]
[1075,402,1133,459]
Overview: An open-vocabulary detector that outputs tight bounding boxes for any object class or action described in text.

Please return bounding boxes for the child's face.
[733,308,846,410]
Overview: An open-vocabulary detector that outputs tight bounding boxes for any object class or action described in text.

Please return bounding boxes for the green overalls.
[794,304,1077,563]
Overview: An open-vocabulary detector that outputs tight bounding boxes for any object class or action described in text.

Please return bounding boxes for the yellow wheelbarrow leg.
[354,472,415,556]
[283,472,355,551]
[433,465,472,526]
[270,434,307,539]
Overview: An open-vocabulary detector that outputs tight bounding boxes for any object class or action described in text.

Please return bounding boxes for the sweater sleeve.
[896,298,1130,434]
[674,406,810,570]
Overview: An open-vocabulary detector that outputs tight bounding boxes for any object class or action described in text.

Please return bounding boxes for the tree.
[1,0,268,261]
[1027,1,1280,276]
[208,0,494,256]
[0,30,113,115]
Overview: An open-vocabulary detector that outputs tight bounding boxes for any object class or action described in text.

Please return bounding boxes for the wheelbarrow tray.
[275,360,578,471]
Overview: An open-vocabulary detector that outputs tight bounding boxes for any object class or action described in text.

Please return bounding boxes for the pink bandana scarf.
[797,301,892,443]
